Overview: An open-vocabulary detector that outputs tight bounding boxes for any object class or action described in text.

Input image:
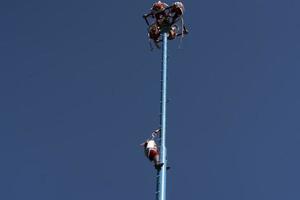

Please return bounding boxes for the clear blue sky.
[1,0,300,199]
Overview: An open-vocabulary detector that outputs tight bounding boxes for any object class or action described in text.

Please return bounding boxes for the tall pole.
[156,31,168,200]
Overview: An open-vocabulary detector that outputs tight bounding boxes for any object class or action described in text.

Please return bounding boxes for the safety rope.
[178,17,184,48]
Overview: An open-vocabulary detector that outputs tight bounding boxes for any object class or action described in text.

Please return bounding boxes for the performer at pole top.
[170,2,185,23]
[143,1,169,23]
[148,23,161,43]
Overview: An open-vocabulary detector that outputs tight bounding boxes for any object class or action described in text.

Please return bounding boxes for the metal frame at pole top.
[156,31,168,200]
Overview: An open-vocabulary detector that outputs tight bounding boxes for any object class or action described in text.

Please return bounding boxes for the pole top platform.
[143,1,189,49]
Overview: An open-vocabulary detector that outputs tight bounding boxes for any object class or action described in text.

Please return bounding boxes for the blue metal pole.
[156,32,168,200]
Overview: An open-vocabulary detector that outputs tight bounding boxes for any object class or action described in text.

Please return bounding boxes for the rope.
[178,17,184,48]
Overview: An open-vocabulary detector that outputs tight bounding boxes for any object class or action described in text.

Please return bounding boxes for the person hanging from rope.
[143,1,169,26]
[141,129,164,170]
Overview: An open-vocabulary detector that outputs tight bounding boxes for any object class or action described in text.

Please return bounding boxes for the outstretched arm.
[163,6,173,11]
[151,128,161,137]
